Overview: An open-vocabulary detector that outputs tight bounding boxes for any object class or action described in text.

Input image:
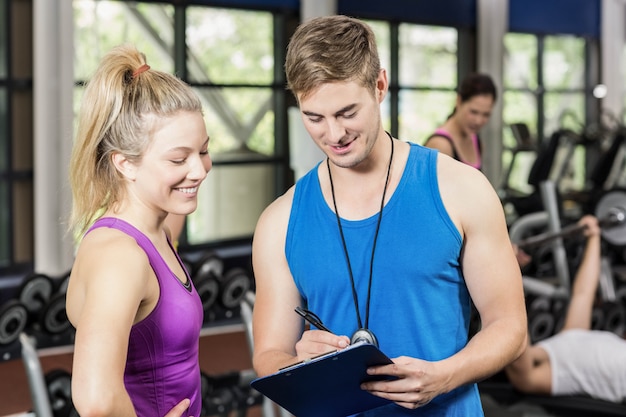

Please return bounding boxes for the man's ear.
[375,68,388,103]
[111,152,137,180]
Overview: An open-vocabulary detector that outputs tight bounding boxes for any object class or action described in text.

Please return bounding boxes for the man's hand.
[361,357,449,409]
[294,329,350,361]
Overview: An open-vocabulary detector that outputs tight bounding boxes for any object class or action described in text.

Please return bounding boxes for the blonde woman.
[67,44,211,417]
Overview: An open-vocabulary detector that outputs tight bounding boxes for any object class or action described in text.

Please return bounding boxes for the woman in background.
[424,73,497,170]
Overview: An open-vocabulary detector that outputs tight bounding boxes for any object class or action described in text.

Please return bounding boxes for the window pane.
[399,24,457,88]
[187,163,275,243]
[502,91,537,193]
[544,36,585,90]
[503,91,537,148]
[196,87,275,157]
[544,92,586,191]
[187,7,273,85]
[399,90,456,144]
[365,20,390,74]
[74,1,175,80]
[544,92,585,136]
[504,33,537,90]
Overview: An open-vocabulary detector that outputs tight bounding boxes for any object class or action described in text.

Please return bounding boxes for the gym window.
[73,0,293,247]
[364,20,458,144]
[502,33,590,196]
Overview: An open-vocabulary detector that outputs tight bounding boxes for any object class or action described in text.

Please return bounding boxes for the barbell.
[516,189,626,250]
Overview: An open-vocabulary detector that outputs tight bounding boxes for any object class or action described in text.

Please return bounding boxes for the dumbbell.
[45,369,75,417]
[235,369,264,409]
[192,252,223,318]
[39,293,71,335]
[19,273,54,321]
[527,310,555,343]
[526,295,555,343]
[202,371,238,417]
[218,267,252,310]
[0,299,29,346]
[20,272,71,336]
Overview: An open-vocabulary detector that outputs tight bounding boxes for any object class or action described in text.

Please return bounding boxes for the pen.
[295,306,332,333]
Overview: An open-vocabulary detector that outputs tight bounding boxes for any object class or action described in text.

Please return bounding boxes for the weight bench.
[479,380,626,417]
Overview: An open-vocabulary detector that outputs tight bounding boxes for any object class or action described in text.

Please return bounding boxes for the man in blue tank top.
[251,15,527,417]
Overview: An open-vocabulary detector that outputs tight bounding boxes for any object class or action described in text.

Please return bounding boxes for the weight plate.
[19,273,54,314]
[595,189,626,246]
[0,300,28,345]
[526,294,551,312]
[194,252,224,282]
[45,369,73,417]
[40,293,71,334]
[220,268,251,309]
[196,276,220,312]
[528,310,555,343]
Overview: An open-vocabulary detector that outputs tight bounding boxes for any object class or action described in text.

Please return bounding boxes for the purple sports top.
[86,217,203,417]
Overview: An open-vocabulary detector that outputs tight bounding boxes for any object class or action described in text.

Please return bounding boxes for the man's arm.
[434,155,528,385]
[251,187,349,377]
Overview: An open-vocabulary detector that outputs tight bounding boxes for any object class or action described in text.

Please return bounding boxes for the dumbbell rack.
[5,322,248,417]
[1,245,255,416]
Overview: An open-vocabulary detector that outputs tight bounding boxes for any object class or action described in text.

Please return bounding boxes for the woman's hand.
[164,398,191,417]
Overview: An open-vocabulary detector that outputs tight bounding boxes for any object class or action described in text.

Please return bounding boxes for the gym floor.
[0,330,262,417]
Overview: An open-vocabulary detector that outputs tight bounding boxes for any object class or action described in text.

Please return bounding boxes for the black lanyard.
[326,131,394,337]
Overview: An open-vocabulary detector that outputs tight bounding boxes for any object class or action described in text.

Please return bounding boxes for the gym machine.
[509,181,626,342]
[481,180,626,416]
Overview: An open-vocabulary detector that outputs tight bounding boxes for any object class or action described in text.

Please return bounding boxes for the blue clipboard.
[250,342,395,417]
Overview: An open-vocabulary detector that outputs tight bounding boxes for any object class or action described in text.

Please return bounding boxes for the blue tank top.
[86,217,203,417]
[285,143,483,416]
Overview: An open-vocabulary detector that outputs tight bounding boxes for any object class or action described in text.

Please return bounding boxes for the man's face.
[297,71,387,169]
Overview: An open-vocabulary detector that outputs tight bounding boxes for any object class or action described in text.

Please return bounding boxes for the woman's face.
[456,94,494,136]
[129,111,212,217]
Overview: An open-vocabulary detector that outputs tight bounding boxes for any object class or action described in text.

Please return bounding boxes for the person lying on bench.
[505,215,626,403]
